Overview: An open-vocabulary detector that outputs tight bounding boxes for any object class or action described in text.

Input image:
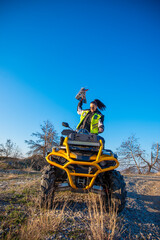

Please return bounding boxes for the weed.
[86,193,120,240]
[20,202,67,240]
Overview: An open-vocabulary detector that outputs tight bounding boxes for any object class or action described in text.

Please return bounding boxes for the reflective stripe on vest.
[77,110,89,129]
[77,111,101,134]
[90,113,101,134]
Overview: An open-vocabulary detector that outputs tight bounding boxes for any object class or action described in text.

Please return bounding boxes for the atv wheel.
[41,165,56,209]
[103,170,126,212]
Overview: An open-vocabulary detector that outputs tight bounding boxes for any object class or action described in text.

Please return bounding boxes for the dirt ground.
[121,174,160,239]
[0,170,160,239]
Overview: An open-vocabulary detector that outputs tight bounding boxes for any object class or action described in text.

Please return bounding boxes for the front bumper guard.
[46,138,119,190]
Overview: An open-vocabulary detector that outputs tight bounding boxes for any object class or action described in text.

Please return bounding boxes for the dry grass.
[87,194,105,240]
[155,171,160,176]
[87,194,119,240]
[20,200,66,240]
[23,166,36,172]
[107,203,119,240]
[0,175,67,240]
[0,162,13,170]
[0,173,22,181]
[0,173,121,240]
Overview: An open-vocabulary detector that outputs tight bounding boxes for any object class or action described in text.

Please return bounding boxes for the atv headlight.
[99,161,107,167]
[99,160,116,168]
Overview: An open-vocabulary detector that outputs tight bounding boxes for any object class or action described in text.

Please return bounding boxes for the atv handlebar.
[77,129,90,134]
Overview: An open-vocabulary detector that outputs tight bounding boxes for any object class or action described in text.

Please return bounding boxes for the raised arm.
[77,100,83,115]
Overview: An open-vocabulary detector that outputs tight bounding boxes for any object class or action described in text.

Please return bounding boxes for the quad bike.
[41,122,126,212]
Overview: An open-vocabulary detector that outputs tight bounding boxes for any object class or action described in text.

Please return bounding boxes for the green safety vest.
[77,110,101,134]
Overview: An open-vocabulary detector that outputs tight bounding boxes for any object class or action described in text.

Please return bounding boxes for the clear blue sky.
[0,0,160,156]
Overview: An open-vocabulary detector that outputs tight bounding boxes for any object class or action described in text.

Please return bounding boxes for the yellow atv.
[41,122,126,212]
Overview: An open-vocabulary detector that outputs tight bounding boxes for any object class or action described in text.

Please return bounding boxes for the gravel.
[119,175,160,240]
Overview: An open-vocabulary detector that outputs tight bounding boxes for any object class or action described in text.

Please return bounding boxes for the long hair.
[91,99,106,111]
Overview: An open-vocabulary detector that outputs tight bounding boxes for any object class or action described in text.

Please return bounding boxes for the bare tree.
[0,139,14,157]
[138,143,160,173]
[25,120,59,158]
[0,139,22,158]
[117,135,160,174]
[12,145,23,158]
[117,135,143,174]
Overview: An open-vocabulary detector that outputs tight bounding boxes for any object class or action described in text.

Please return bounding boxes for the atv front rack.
[46,138,119,190]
